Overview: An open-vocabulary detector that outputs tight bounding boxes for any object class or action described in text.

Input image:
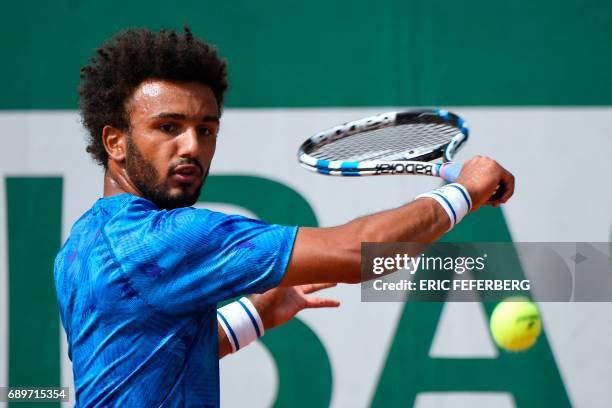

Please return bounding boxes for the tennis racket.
[297,109,467,182]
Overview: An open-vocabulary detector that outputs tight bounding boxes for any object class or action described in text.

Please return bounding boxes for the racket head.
[297,109,468,176]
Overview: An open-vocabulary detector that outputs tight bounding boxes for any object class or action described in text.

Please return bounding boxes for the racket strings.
[309,122,459,161]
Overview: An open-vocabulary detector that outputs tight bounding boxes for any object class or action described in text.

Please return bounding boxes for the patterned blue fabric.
[54,194,297,407]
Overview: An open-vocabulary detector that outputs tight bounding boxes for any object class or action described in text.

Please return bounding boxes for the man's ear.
[102,125,127,163]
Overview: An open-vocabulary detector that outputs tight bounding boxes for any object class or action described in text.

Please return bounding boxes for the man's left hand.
[250,284,340,331]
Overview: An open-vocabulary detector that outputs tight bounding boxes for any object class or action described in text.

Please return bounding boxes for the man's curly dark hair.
[79,26,228,167]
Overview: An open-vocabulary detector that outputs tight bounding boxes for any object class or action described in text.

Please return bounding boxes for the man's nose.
[177,128,200,158]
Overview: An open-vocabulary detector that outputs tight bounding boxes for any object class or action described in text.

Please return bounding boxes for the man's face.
[123,79,220,209]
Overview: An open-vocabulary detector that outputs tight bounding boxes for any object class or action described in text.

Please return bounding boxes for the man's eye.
[198,126,213,136]
[160,124,176,133]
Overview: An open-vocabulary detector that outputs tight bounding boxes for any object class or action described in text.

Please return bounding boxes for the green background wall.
[1,0,611,108]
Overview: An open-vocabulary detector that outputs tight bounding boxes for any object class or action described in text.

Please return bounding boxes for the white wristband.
[416,183,472,231]
[217,297,265,353]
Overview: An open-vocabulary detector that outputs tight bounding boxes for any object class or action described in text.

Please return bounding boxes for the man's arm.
[218,283,339,358]
[281,156,515,286]
[218,323,233,358]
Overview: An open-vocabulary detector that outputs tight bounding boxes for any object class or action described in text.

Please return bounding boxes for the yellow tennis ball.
[489,297,541,352]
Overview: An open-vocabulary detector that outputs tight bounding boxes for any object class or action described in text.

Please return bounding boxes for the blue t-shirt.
[54,194,297,407]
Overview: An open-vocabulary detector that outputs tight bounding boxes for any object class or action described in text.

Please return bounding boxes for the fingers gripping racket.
[297,109,467,182]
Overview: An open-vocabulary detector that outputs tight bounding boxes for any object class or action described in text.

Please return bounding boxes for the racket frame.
[297,109,468,177]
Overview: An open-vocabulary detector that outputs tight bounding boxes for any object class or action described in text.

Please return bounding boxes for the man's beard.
[125,137,206,210]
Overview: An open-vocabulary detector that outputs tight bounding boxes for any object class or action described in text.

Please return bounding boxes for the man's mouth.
[171,164,202,184]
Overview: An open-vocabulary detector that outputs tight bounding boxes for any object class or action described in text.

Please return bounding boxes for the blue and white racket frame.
[297,109,469,183]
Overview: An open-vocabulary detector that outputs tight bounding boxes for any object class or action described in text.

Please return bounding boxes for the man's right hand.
[454,155,515,211]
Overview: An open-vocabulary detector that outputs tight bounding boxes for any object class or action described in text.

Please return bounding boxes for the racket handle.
[439,162,462,183]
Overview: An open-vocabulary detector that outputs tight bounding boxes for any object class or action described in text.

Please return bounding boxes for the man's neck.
[103,167,141,199]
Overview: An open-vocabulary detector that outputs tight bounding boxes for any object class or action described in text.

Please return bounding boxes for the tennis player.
[54,27,514,407]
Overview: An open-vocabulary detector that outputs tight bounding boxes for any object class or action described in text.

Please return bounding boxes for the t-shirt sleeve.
[104,200,298,315]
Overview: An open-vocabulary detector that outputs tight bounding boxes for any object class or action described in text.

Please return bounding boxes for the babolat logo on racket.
[374,163,434,175]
